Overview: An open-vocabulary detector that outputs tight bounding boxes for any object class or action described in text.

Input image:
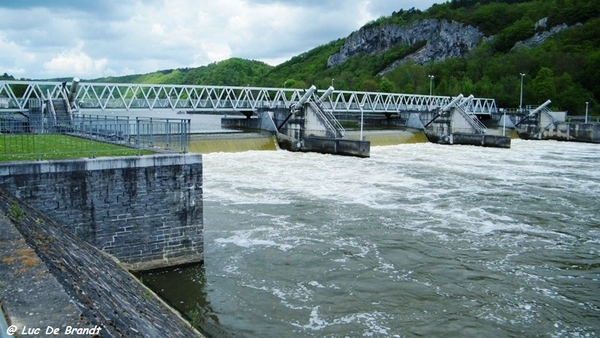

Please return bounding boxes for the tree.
[531,67,556,103]
[1,73,15,80]
[379,78,396,93]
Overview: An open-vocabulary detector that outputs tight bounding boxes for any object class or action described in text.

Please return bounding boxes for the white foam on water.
[214,227,294,251]
[200,140,600,337]
[291,306,393,337]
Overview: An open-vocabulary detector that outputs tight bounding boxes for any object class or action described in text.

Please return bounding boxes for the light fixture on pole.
[519,73,525,113]
[331,78,334,88]
[585,101,589,123]
[502,109,506,136]
[428,75,434,96]
[359,103,364,141]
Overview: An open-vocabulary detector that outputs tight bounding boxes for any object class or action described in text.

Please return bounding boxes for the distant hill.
[90,0,600,114]
[96,58,273,87]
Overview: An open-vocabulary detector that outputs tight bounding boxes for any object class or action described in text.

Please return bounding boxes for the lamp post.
[519,73,525,113]
[331,78,334,88]
[585,101,589,123]
[428,75,434,96]
[502,109,506,136]
[359,103,364,141]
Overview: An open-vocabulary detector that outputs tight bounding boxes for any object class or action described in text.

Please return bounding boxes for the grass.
[0,134,155,161]
[1,247,39,276]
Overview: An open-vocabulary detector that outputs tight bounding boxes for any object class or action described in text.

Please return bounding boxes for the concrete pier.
[302,136,370,157]
[0,154,204,271]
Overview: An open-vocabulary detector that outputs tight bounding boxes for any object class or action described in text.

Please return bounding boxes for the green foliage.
[363,8,425,28]
[9,204,24,220]
[1,73,15,80]
[258,39,344,89]
[99,58,272,87]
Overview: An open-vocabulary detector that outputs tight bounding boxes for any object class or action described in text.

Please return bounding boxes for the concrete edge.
[0,153,202,176]
[123,254,204,272]
[99,251,205,337]
[0,188,205,337]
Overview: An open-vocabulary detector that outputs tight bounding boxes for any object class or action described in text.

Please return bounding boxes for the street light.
[519,73,525,113]
[428,75,434,96]
[331,78,334,88]
[586,101,589,123]
[359,103,364,141]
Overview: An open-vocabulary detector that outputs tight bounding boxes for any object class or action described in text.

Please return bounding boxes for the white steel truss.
[0,80,498,115]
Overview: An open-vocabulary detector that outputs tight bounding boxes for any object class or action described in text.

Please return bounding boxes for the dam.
[1,79,598,337]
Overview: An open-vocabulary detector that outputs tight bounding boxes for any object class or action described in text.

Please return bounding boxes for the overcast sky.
[0,0,440,80]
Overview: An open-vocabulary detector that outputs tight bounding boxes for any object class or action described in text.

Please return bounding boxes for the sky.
[0,0,440,80]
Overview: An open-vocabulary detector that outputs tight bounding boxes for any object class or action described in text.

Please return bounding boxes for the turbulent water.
[142,139,600,337]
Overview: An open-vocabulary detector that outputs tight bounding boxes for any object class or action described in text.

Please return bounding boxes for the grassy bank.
[0,134,154,162]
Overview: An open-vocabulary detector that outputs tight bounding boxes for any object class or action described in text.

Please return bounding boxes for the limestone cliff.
[327,19,484,75]
[326,17,571,76]
[513,18,570,50]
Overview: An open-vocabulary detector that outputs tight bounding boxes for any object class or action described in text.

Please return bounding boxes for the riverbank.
[0,189,203,337]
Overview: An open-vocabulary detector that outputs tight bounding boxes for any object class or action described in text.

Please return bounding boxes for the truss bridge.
[0,80,498,116]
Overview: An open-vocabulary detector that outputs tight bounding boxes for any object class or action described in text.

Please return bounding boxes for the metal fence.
[0,114,190,161]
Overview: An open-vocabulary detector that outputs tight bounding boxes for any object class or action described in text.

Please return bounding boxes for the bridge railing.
[0,114,190,161]
[1,80,499,115]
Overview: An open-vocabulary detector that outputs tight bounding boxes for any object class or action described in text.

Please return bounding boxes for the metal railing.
[0,114,190,161]
[0,80,499,115]
[454,106,487,134]
[308,101,345,138]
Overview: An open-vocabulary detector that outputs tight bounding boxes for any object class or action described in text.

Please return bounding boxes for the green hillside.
[91,0,599,115]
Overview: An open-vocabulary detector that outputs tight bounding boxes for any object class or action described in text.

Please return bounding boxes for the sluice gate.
[422,94,511,148]
[225,85,370,157]
[515,100,600,143]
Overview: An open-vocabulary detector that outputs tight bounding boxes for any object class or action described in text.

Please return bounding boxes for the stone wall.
[0,154,203,270]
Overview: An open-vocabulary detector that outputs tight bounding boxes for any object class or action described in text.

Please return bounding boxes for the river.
[141,139,600,337]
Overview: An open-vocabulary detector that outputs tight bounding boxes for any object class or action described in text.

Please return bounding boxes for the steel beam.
[0,80,498,115]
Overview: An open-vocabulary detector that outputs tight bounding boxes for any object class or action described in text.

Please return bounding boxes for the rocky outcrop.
[513,17,569,49]
[327,19,484,74]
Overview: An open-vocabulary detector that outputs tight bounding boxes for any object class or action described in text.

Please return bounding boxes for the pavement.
[0,212,87,337]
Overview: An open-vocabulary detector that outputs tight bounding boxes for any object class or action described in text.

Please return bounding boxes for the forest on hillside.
[260,0,600,115]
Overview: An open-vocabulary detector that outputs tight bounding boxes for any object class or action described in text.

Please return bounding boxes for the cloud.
[42,42,108,77]
[0,0,439,79]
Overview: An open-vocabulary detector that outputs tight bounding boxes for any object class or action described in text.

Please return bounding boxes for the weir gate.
[0,81,593,271]
[4,79,594,149]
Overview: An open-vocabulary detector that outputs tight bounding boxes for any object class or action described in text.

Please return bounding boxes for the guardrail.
[0,114,190,161]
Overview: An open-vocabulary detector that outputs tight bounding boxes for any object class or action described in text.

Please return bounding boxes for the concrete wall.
[518,119,600,143]
[0,154,203,271]
[304,105,330,137]
[424,110,511,148]
[303,137,370,157]
[450,110,479,134]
